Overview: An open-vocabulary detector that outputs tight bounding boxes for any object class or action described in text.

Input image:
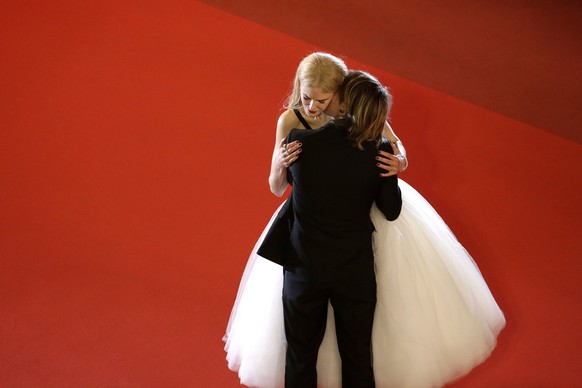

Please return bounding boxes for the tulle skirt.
[223,180,505,388]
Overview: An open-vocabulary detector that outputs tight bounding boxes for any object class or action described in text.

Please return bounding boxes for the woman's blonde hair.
[336,70,392,149]
[285,52,348,109]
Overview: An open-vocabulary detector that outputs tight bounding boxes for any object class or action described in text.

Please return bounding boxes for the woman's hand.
[276,138,302,169]
[377,141,408,177]
[269,138,301,197]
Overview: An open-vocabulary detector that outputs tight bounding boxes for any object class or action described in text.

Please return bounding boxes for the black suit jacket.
[258,122,402,268]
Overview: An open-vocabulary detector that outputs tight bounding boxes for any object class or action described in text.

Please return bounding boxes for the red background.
[1,1,580,386]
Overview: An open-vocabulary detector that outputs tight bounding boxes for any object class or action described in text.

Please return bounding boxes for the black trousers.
[282,259,376,388]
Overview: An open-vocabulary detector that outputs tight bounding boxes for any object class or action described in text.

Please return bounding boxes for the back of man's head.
[337,70,392,149]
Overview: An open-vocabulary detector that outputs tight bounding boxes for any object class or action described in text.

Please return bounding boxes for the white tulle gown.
[224,180,505,388]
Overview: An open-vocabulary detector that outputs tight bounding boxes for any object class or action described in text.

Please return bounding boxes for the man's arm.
[375,177,402,221]
[284,129,305,185]
[375,142,402,220]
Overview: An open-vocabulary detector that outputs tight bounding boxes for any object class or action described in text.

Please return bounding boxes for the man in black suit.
[260,70,402,387]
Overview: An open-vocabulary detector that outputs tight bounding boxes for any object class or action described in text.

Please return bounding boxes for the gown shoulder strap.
[293,109,312,130]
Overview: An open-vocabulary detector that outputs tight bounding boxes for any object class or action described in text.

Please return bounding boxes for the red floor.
[1,1,581,387]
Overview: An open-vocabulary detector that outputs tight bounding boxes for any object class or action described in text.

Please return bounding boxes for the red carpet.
[1,1,580,387]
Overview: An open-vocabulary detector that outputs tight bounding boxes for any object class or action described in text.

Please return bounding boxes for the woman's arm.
[380,121,408,176]
[268,111,302,197]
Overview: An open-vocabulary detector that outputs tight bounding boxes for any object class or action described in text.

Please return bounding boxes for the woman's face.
[300,86,334,118]
[323,92,344,118]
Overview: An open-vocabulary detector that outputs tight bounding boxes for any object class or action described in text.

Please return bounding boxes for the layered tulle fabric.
[224,180,505,388]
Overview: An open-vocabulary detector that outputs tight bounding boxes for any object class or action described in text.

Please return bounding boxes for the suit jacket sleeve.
[375,142,402,221]
[285,129,301,185]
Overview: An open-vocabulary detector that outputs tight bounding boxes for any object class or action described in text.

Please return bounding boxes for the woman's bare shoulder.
[277,109,301,136]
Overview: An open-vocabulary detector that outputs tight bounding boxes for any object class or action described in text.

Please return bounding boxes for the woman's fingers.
[376,150,400,177]
[284,140,302,154]
[378,148,406,173]
[280,140,302,167]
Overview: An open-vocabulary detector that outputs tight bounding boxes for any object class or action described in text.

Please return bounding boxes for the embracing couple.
[257,69,402,387]
[224,52,505,388]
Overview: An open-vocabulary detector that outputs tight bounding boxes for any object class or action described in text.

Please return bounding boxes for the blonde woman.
[269,52,407,197]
